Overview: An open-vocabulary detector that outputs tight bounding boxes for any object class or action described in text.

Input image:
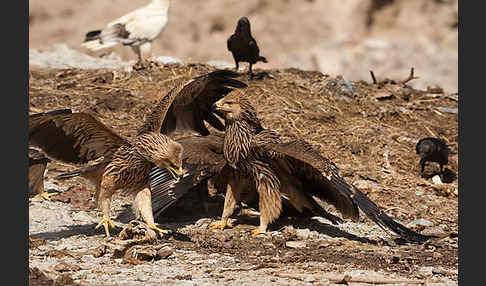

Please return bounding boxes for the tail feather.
[56,169,82,179]
[84,30,102,42]
[81,26,124,52]
[330,174,434,243]
[29,109,72,119]
[149,166,214,219]
[258,56,268,63]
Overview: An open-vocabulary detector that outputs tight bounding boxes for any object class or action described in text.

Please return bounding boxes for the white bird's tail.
[82,24,128,51]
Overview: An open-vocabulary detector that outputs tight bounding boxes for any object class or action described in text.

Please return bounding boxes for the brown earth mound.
[29,63,458,285]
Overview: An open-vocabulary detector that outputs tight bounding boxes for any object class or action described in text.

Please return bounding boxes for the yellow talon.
[149,223,168,234]
[251,229,265,236]
[209,220,233,232]
[34,191,60,201]
[95,217,115,237]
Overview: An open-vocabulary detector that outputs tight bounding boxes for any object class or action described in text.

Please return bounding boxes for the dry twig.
[401,67,420,84]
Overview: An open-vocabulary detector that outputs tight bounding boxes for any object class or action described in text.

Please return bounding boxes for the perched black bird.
[227,17,267,79]
[416,137,456,179]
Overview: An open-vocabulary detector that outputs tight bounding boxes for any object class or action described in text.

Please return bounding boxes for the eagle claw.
[209,220,233,232]
[95,217,115,237]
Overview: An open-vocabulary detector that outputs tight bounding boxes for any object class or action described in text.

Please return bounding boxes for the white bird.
[82,0,170,62]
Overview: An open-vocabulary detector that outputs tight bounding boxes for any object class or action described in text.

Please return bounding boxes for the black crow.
[227,17,267,79]
[416,137,456,180]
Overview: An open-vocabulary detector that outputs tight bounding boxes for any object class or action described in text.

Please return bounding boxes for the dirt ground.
[29,62,458,285]
[28,0,458,92]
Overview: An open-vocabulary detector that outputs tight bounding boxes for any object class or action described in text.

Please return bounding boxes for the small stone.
[157,246,174,259]
[420,226,446,237]
[285,241,307,249]
[419,266,434,276]
[408,218,434,227]
[295,228,312,240]
[136,272,148,281]
[305,275,316,283]
[195,218,212,228]
[432,175,443,185]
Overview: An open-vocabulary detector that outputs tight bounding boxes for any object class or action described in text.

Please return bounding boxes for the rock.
[157,246,174,259]
[437,107,458,114]
[206,60,234,69]
[153,56,183,65]
[54,262,81,272]
[285,241,307,249]
[194,218,212,228]
[420,226,446,237]
[408,218,434,227]
[432,175,443,185]
[419,266,434,276]
[305,275,316,283]
[136,272,148,282]
[295,228,313,240]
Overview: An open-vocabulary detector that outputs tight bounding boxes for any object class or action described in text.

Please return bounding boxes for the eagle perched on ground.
[150,91,433,243]
[227,17,267,79]
[30,70,246,237]
[82,0,170,62]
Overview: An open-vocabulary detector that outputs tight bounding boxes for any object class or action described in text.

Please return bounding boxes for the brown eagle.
[148,92,433,242]
[30,70,247,237]
[210,92,432,242]
[227,17,267,79]
[29,109,73,200]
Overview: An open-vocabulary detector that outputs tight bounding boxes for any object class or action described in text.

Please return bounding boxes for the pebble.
[408,218,434,227]
[305,275,316,283]
[157,246,174,259]
[285,241,307,249]
[432,175,443,185]
[419,266,434,276]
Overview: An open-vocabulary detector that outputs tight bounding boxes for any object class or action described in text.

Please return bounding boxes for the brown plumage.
[227,17,267,79]
[28,109,72,200]
[208,92,433,243]
[38,70,246,236]
[30,111,182,236]
[29,148,51,199]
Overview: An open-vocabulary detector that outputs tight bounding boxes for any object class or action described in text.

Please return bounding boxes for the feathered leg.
[133,188,168,236]
[131,45,142,62]
[138,42,152,62]
[95,176,116,237]
[209,184,237,231]
[252,182,282,236]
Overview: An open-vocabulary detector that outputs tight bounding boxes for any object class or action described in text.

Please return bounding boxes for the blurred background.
[29,0,458,92]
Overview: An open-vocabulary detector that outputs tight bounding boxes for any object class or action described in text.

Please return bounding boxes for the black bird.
[227,17,267,79]
[416,137,456,180]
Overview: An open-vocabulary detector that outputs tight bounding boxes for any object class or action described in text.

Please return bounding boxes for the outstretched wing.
[137,70,247,137]
[253,131,433,243]
[29,111,128,165]
[148,134,228,218]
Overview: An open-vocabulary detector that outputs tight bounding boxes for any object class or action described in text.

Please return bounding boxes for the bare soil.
[29,62,458,285]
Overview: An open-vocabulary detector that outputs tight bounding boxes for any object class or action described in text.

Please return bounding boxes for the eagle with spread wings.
[149,91,433,243]
[30,70,247,237]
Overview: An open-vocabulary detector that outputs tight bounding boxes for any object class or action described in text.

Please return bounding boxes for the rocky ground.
[29,58,458,285]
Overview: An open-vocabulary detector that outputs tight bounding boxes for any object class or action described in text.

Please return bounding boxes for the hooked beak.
[167,166,184,181]
[211,102,220,112]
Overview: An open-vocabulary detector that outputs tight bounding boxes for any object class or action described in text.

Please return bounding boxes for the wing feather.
[137,70,247,136]
[29,112,128,164]
[148,134,227,217]
[252,132,432,243]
